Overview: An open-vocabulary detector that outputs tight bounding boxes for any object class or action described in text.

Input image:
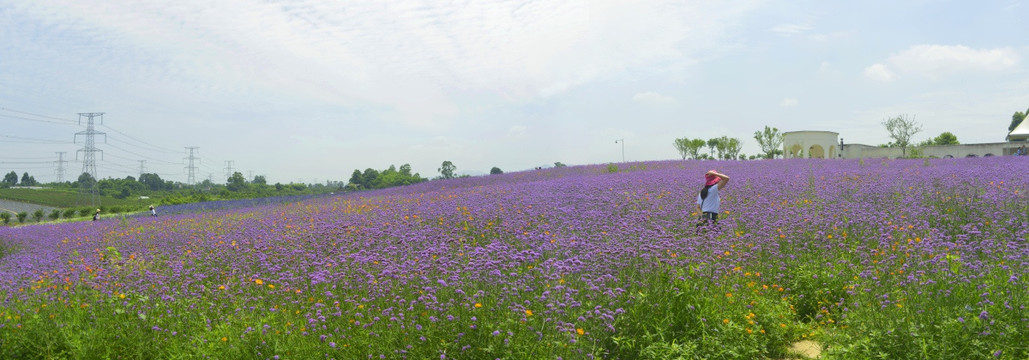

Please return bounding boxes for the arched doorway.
[789,144,803,158]
[808,145,825,159]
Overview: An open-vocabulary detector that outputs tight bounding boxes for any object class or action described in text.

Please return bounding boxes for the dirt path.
[787,340,822,359]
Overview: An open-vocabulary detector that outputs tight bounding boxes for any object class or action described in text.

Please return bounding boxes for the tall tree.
[688,139,706,160]
[753,126,785,159]
[3,171,17,186]
[1010,108,1027,131]
[721,137,743,160]
[490,167,503,175]
[348,169,364,189]
[20,172,36,186]
[706,138,720,159]
[673,138,691,160]
[227,171,248,192]
[882,115,923,157]
[76,172,96,189]
[438,161,456,179]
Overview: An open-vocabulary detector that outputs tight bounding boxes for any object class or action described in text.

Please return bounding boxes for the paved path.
[0,199,58,216]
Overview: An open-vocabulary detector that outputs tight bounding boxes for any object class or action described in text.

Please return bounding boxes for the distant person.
[92,209,101,221]
[697,170,730,230]
[1019,145,1027,156]
[149,205,157,217]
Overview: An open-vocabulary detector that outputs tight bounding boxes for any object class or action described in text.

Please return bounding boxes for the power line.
[55,152,68,182]
[0,134,73,144]
[99,123,179,153]
[0,106,77,123]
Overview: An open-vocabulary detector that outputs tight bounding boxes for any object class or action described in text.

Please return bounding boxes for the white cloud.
[632,91,675,104]
[770,23,812,36]
[868,45,1020,81]
[863,63,895,82]
[780,98,798,107]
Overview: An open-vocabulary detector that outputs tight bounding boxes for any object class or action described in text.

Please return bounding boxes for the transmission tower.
[75,112,106,207]
[184,147,200,186]
[54,152,68,183]
[138,160,146,178]
[224,160,234,180]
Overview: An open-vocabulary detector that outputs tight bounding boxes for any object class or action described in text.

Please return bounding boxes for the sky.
[1,0,1027,184]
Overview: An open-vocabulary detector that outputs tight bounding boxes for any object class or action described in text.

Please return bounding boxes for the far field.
[1,157,1027,359]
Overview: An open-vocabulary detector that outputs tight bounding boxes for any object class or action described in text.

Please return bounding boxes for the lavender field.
[1,158,1027,359]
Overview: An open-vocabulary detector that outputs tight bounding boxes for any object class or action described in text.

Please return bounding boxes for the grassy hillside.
[0,188,150,209]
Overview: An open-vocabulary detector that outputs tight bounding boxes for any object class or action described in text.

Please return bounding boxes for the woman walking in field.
[697,169,730,229]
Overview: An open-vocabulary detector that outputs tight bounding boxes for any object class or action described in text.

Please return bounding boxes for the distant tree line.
[346,164,427,191]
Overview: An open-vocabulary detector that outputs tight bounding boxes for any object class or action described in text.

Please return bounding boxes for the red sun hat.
[704,172,720,186]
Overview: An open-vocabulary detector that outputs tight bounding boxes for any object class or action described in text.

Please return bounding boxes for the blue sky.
[2,0,1027,184]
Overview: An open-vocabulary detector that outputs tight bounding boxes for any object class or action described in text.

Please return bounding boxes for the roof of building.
[1007,119,1029,141]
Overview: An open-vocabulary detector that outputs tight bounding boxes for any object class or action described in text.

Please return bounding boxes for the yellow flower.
[221,337,228,342]
[474,303,482,308]
[254,279,263,285]
[576,328,584,336]
[118,293,126,299]
[218,285,225,290]
[722,318,730,324]
[525,309,533,317]
[268,284,275,289]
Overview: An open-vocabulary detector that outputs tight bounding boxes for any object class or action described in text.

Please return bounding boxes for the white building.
[783,130,1022,159]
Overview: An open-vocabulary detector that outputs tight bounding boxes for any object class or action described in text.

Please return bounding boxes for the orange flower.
[576,328,584,336]
[474,303,482,308]
[254,279,263,285]
[525,309,533,317]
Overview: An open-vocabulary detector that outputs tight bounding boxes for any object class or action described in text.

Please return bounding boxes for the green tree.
[227,172,248,192]
[719,136,743,160]
[20,172,37,186]
[62,209,76,218]
[706,138,720,159]
[920,132,960,146]
[252,175,267,185]
[139,173,166,191]
[754,126,785,159]
[673,138,691,160]
[399,164,413,176]
[438,161,456,179]
[882,114,923,157]
[554,162,567,168]
[3,171,17,186]
[76,172,97,189]
[348,169,364,189]
[32,209,44,222]
[490,167,503,175]
[0,212,10,224]
[1009,108,1027,131]
[16,212,27,223]
[361,168,380,188]
[49,209,61,220]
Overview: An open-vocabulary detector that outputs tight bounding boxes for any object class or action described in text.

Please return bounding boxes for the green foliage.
[32,209,44,222]
[438,161,457,180]
[754,126,785,159]
[882,114,923,157]
[554,162,567,168]
[0,212,9,224]
[673,138,707,160]
[606,163,620,173]
[19,172,37,186]
[346,164,426,190]
[2,171,17,187]
[48,209,61,221]
[918,132,960,146]
[490,167,503,175]
[62,209,77,219]
[78,208,92,217]
[1010,108,1027,131]
[226,172,248,192]
[16,212,27,223]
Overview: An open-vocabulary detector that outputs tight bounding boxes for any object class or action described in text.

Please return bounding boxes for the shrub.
[16,212,27,223]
